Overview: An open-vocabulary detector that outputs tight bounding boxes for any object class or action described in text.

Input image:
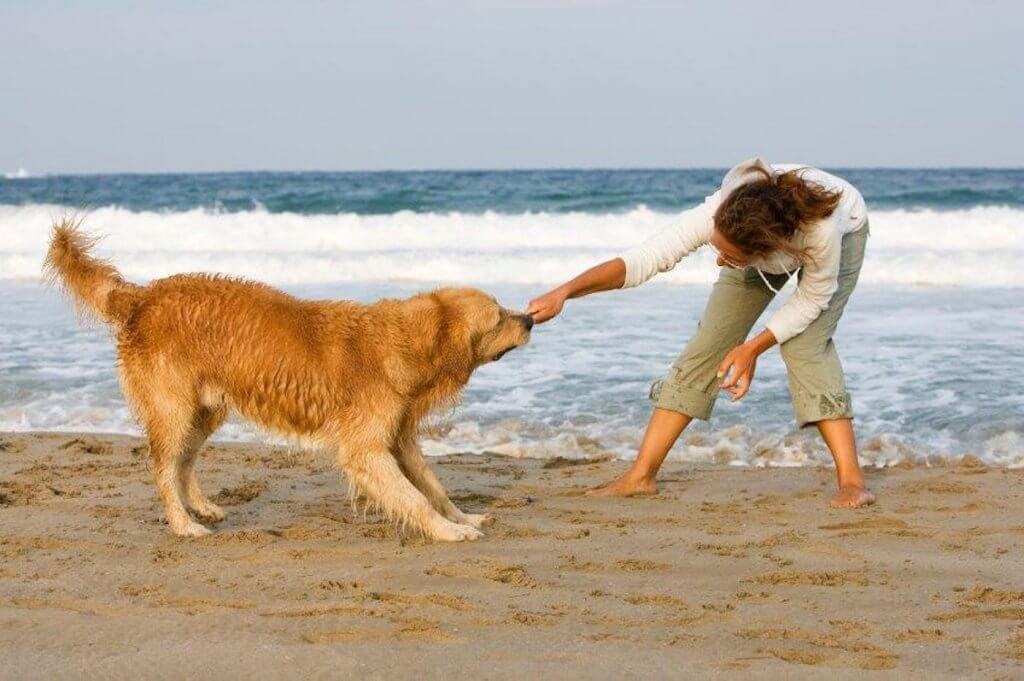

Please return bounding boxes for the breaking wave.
[1,203,1022,286]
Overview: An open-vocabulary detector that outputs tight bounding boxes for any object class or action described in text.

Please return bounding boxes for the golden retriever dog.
[44,219,532,542]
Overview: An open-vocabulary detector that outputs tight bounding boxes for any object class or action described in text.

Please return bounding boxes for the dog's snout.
[520,314,534,331]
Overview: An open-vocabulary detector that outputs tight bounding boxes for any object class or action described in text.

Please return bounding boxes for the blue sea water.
[1,167,1022,466]
[4,168,1024,214]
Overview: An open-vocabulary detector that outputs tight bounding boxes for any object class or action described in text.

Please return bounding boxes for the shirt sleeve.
[618,192,718,288]
[764,221,842,344]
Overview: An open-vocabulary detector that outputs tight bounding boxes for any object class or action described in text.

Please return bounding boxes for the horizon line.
[6,164,1024,179]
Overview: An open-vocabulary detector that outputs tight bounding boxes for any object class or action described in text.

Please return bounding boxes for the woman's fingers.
[528,299,552,323]
[721,366,745,389]
[730,375,751,401]
[526,293,565,324]
[719,357,747,389]
[525,299,546,320]
[720,372,747,400]
[720,353,756,399]
[717,349,739,384]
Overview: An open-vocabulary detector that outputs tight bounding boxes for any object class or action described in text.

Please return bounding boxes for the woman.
[527,158,875,508]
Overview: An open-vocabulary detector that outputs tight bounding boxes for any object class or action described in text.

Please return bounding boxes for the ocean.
[2,168,1022,467]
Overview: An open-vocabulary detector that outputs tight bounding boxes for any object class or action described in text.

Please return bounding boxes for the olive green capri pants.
[650,223,868,428]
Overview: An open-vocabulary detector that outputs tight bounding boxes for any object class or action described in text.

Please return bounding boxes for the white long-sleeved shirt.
[619,160,867,344]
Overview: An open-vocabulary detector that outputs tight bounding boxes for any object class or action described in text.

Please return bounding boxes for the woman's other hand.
[526,288,568,324]
[717,343,759,401]
[717,330,777,401]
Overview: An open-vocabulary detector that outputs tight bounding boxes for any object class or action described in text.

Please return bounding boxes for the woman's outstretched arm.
[526,258,626,323]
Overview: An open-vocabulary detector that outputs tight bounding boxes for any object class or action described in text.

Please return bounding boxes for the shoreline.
[2,431,1024,678]
[2,427,1018,471]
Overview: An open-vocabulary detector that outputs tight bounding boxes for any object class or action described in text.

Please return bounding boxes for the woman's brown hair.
[713,167,842,262]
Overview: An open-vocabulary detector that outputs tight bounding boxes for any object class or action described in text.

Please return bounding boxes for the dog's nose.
[520,314,535,331]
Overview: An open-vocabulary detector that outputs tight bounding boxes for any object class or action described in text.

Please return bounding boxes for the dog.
[44,219,532,541]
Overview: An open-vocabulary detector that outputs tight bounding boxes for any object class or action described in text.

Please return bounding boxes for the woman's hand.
[717,329,778,401]
[526,258,627,324]
[717,343,759,401]
[526,288,568,324]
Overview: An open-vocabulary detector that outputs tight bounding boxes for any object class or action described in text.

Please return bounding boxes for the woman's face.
[710,229,752,269]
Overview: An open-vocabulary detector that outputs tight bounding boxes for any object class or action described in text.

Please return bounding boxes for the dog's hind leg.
[125,363,211,537]
[342,445,482,542]
[179,404,228,523]
[147,413,212,538]
[393,436,490,530]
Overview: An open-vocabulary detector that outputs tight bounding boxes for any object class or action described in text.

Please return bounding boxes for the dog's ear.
[431,296,474,380]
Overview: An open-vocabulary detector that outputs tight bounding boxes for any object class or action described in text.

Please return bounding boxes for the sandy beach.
[0,432,1021,678]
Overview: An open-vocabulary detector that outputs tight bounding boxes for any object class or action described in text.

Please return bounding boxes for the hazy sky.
[2,1,1020,173]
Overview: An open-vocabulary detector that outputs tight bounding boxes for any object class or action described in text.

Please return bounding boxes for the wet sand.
[2,431,1023,679]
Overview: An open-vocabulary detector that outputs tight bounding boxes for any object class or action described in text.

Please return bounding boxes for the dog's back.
[46,228,379,438]
[121,274,360,434]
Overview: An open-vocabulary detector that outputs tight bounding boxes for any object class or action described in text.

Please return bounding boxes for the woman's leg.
[817,418,875,508]
[586,408,692,496]
[780,225,874,508]
[588,267,775,496]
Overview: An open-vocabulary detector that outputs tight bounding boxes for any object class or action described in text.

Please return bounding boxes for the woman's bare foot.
[829,485,876,509]
[585,472,658,497]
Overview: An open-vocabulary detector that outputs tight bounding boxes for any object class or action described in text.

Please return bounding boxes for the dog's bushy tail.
[43,218,141,326]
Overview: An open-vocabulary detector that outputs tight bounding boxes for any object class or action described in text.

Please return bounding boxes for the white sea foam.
[3,401,1019,468]
[419,420,1024,469]
[1,203,1022,286]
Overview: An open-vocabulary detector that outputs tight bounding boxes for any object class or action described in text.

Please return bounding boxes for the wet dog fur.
[44,219,532,541]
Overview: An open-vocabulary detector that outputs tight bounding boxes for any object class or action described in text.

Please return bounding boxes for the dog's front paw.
[431,519,484,542]
[171,520,213,538]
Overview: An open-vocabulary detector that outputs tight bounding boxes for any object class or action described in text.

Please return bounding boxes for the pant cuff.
[793,390,854,428]
[649,378,716,421]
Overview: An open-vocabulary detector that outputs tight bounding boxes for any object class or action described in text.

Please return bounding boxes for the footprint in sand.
[57,438,114,456]
[898,478,978,495]
[426,560,537,588]
[738,624,898,670]
[1006,633,1024,661]
[749,569,871,587]
[0,438,26,454]
[212,478,267,506]
[0,481,39,507]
